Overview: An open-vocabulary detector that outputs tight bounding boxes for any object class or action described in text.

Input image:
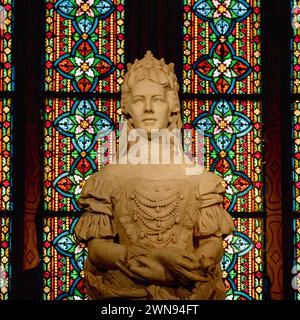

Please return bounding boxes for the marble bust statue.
[74,51,234,300]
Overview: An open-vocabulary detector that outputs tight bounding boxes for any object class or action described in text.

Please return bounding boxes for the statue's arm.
[88,238,178,285]
[194,235,224,269]
[86,236,217,286]
[87,238,205,286]
[88,239,127,270]
[119,237,223,286]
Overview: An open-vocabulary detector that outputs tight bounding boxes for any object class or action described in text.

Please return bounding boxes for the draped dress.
[74,165,234,300]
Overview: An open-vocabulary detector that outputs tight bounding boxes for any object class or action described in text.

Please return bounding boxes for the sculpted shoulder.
[86,164,133,181]
[86,164,217,183]
[197,169,225,195]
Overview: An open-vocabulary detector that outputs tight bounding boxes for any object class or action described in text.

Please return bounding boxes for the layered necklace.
[130,186,184,248]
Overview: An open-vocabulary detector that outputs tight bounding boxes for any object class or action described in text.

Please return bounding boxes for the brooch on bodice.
[129,186,184,248]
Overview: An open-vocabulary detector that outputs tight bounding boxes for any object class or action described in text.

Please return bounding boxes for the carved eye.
[153,96,165,103]
[132,97,144,104]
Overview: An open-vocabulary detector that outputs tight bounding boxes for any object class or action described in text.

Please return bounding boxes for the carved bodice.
[114,178,197,249]
[75,165,233,252]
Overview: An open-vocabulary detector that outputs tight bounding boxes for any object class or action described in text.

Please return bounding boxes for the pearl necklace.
[130,186,183,248]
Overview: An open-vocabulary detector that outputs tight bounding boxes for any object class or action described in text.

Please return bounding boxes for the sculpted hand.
[115,258,148,283]
[199,255,214,269]
[198,255,216,275]
[125,255,175,285]
[115,243,174,285]
[152,247,209,287]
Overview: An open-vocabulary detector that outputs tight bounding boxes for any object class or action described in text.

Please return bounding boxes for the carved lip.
[143,118,157,122]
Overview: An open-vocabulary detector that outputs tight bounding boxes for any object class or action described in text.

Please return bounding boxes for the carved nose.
[144,99,153,112]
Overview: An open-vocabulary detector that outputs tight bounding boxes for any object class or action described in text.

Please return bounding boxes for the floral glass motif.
[43,216,87,300]
[292,0,300,93]
[54,40,116,92]
[193,0,252,36]
[292,101,300,212]
[292,2,300,300]
[44,98,119,212]
[292,219,300,300]
[0,0,14,91]
[55,0,115,25]
[183,99,263,212]
[183,0,263,300]
[0,217,11,301]
[43,0,124,300]
[222,218,264,300]
[53,157,96,210]
[193,41,252,93]
[45,0,125,92]
[183,0,261,94]
[193,100,252,151]
[0,1,13,302]
[0,98,12,211]
[54,99,114,152]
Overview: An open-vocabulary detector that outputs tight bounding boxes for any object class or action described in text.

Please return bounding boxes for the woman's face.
[128,79,170,135]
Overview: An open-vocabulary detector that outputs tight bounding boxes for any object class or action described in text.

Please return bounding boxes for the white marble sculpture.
[74,51,234,300]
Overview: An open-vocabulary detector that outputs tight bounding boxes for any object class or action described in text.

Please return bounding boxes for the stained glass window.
[0,217,11,300]
[43,216,87,300]
[45,0,125,93]
[222,218,264,300]
[292,218,300,300]
[183,99,263,212]
[0,98,12,211]
[42,0,125,300]
[0,0,13,301]
[43,98,119,212]
[292,101,300,212]
[182,0,264,300]
[292,0,300,300]
[0,1,14,92]
[292,1,300,94]
[182,0,261,94]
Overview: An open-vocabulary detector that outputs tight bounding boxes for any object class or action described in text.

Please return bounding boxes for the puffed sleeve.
[74,171,116,243]
[194,171,234,238]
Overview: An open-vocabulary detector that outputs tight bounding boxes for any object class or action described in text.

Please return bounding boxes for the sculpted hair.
[121,51,181,119]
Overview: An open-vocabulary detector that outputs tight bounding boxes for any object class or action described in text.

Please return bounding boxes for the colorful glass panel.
[43,0,124,300]
[293,218,300,300]
[45,0,125,93]
[292,0,300,93]
[0,217,11,300]
[43,216,87,300]
[292,1,300,301]
[43,97,120,212]
[0,0,14,91]
[0,98,12,211]
[182,0,261,94]
[0,1,13,302]
[292,101,300,211]
[183,99,263,212]
[222,217,264,300]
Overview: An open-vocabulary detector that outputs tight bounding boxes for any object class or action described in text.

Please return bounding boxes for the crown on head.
[126,50,175,74]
